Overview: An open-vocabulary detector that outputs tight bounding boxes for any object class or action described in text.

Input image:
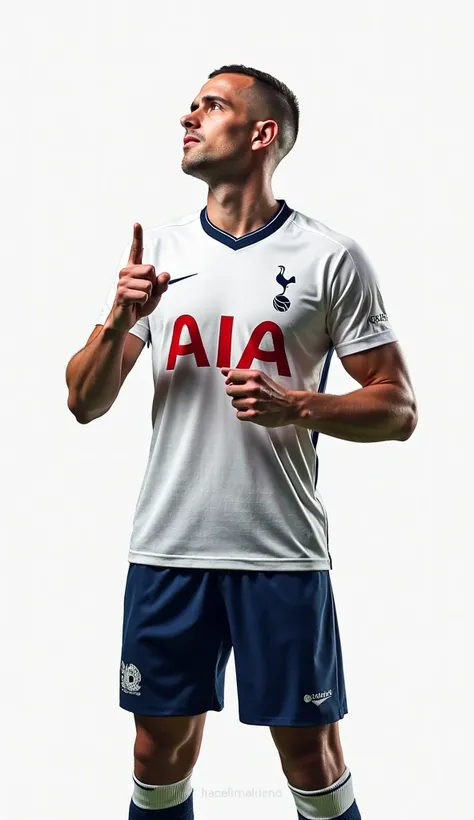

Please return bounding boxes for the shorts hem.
[238,709,347,727]
[119,701,224,716]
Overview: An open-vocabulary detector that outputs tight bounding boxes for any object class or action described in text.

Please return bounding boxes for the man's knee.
[271,722,360,816]
[270,721,345,790]
[133,713,206,782]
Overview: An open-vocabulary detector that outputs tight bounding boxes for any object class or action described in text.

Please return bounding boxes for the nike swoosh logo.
[168,273,199,285]
[312,696,331,706]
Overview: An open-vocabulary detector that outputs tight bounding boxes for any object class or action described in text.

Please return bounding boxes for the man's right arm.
[66,222,170,424]
[66,325,145,424]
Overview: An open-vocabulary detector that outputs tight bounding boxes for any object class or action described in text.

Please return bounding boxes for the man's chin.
[181,158,209,181]
[181,152,238,183]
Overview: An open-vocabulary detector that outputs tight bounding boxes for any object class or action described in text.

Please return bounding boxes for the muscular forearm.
[66,325,127,423]
[289,383,417,442]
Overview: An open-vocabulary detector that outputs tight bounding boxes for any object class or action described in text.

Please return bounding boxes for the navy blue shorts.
[120,565,348,727]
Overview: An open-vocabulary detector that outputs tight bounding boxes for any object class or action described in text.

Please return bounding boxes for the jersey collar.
[200,199,293,250]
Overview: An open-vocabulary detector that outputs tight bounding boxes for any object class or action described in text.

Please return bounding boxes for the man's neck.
[205,187,280,238]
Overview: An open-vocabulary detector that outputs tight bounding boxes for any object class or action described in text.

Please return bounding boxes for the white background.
[1,2,472,818]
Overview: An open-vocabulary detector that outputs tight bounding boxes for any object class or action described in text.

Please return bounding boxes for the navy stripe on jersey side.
[200,200,293,249]
[311,346,334,487]
[312,346,335,569]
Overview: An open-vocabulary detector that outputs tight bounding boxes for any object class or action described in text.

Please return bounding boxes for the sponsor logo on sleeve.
[369,312,388,325]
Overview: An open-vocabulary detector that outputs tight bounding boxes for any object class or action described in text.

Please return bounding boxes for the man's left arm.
[289,237,418,443]
[221,341,417,442]
[289,340,418,443]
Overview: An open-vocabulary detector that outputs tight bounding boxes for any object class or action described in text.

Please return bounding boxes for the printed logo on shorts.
[121,662,142,696]
[304,689,333,706]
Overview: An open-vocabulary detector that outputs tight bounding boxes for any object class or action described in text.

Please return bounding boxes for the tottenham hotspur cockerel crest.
[273,265,296,312]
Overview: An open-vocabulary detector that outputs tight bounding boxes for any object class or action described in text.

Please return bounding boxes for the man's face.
[180,74,258,182]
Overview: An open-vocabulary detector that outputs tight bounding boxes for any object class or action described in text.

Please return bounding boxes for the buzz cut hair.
[208,64,300,163]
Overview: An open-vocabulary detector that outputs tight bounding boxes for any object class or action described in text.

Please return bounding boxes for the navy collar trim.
[200,199,293,250]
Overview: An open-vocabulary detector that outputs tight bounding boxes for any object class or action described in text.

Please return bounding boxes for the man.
[66,64,417,820]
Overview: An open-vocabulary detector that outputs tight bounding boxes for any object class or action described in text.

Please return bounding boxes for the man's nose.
[180,111,199,129]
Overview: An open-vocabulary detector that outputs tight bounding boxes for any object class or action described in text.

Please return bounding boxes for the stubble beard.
[181,145,249,185]
[181,142,226,182]
[181,148,212,180]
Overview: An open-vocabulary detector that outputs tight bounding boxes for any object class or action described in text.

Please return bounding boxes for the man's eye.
[210,102,221,110]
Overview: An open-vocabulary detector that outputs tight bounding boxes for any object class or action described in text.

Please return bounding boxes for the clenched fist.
[109,223,170,332]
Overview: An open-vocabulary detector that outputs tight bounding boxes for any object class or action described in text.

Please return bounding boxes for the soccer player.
[66,65,417,820]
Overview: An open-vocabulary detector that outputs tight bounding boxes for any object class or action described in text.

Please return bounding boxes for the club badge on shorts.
[121,661,142,695]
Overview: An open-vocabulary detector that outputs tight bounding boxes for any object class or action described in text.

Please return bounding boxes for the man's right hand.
[108,223,170,332]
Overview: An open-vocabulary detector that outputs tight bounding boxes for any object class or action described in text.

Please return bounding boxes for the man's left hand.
[221,368,299,428]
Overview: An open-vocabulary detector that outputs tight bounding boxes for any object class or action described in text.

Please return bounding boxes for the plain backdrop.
[1,2,472,818]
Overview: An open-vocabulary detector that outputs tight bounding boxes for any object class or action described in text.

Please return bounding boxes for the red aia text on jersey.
[166,314,291,377]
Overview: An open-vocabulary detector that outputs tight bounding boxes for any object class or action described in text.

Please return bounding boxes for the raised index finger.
[128,223,143,265]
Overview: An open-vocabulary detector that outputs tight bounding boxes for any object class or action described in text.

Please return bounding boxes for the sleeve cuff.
[128,324,150,343]
[335,329,398,358]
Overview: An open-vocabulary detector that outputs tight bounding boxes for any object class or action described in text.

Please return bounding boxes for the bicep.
[340,341,414,394]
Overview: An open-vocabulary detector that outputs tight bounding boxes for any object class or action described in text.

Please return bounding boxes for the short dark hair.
[208,64,300,163]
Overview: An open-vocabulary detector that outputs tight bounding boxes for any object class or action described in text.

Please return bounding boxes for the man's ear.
[251,120,279,151]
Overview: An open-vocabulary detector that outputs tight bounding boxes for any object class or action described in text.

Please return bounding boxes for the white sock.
[288,767,354,819]
[132,772,193,810]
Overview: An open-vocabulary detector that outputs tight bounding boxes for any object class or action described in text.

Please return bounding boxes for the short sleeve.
[326,240,397,358]
[95,242,150,345]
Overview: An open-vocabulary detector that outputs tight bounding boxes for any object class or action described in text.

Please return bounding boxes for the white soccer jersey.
[97,200,397,571]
